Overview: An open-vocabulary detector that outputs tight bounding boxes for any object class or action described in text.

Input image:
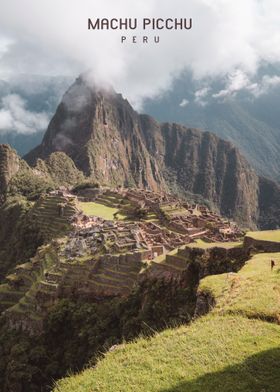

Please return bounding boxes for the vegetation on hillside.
[72,181,100,192]
[38,152,85,187]
[0,196,44,279]
[7,161,54,201]
[0,278,196,392]
[0,151,87,278]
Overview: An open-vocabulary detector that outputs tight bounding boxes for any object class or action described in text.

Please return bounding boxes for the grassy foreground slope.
[54,252,280,392]
[200,252,280,321]
[54,316,280,392]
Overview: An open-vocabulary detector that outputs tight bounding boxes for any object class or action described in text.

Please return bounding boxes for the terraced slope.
[1,244,58,329]
[86,254,142,297]
[30,193,78,239]
[0,244,145,331]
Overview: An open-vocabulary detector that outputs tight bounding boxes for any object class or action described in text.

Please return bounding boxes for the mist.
[0,0,280,108]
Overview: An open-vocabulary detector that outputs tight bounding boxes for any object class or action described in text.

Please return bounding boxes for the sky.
[0,0,280,133]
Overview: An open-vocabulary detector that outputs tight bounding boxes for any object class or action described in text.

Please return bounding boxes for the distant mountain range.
[143,67,280,182]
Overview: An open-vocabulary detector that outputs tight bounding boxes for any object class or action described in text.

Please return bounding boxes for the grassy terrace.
[187,239,242,249]
[245,230,280,242]
[79,202,126,220]
[54,246,280,392]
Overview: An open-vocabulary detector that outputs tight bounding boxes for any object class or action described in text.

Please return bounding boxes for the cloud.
[0,94,49,134]
[0,37,13,60]
[194,87,210,106]
[212,70,251,99]
[179,98,189,107]
[250,74,280,97]
[0,0,280,107]
[212,70,280,101]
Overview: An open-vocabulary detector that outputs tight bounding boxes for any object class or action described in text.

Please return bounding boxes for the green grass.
[54,315,280,392]
[53,247,280,392]
[246,230,280,242]
[199,252,280,321]
[79,202,126,221]
[187,239,242,249]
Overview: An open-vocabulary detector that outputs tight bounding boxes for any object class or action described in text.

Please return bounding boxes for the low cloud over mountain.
[1,0,280,106]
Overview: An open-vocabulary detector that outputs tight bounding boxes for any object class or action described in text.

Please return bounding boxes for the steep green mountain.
[24,76,280,229]
[0,144,85,278]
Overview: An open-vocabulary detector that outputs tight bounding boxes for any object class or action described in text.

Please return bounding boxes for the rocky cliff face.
[258,177,280,229]
[25,78,165,192]
[0,144,20,202]
[24,75,279,229]
[140,118,259,225]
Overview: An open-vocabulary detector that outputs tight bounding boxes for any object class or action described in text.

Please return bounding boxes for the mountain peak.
[23,77,280,229]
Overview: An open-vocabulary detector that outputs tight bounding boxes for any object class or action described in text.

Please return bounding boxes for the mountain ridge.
[143,69,280,182]
[23,75,280,229]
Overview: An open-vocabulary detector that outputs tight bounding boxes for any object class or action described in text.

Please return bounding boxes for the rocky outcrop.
[0,144,20,202]
[24,75,280,229]
[143,121,259,225]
